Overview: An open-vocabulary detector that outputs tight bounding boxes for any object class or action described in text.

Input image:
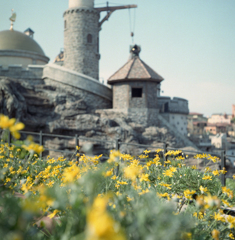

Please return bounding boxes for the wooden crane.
[96,3,137,29]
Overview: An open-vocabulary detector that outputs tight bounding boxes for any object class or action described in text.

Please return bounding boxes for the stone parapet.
[42,64,112,111]
[0,64,44,80]
[158,96,189,114]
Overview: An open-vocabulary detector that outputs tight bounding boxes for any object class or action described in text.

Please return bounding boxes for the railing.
[3,130,233,186]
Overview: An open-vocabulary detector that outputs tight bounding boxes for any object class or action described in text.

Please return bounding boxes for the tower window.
[64,20,67,29]
[87,34,92,43]
[132,88,142,98]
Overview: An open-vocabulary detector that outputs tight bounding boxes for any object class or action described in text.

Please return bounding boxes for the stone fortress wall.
[0,64,44,80]
[158,96,189,114]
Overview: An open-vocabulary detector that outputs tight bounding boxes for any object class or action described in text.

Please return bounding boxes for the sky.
[1,0,235,117]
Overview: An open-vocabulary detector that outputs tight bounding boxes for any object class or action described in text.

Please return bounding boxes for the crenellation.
[0,65,44,80]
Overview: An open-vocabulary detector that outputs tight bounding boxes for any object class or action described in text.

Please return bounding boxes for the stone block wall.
[63,8,100,80]
[0,65,44,80]
[113,81,159,109]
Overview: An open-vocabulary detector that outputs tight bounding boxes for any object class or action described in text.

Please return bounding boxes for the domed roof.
[0,30,45,56]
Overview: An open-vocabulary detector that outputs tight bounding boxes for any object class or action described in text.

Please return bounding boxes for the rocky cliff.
[0,77,197,156]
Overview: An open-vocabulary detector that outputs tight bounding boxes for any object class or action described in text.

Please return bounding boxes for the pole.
[39,130,43,159]
[8,130,11,146]
[163,143,168,165]
[75,134,79,164]
[221,150,226,186]
[115,139,120,176]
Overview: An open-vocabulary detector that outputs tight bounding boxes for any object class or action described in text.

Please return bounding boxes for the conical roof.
[108,45,164,84]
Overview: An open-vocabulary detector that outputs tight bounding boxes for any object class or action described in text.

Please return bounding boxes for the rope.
[128,7,136,44]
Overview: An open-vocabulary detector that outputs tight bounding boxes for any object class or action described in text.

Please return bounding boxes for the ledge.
[42,64,112,101]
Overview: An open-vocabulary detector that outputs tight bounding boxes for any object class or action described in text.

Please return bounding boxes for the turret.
[69,0,94,9]
[63,0,99,80]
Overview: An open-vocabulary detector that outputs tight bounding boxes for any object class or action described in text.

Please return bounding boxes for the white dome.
[69,0,94,9]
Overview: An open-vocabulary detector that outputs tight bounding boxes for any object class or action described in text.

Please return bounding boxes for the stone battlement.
[0,64,44,80]
[158,96,189,114]
[63,8,99,16]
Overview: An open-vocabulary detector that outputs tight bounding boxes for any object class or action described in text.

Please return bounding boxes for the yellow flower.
[86,195,126,240]
[193,211,204,219]
[220,167,227,174]
[191,165,197,169]
[184,189,196,200]
[211,229,220,240]
[204,195,220,209]
[48,209,60,219]
[159,182,172,189]
[127,196,133,202]
[0,114,25,139]
[104,170,113,177]
[222,186,233,198]
[3,163,8,168]
[202,175,212,181]
[169,166,177,172]
[124,165,141,181]
[199,185,208,194]
[138,189,149,195]
[222,199,232,207]
[116,191,122,196]
[143,149,151,154]
[212,170,220,176]
[205,167,211,172]
[163,169,174,177]
[229,233,235,239]
[111,175,117,180]
[226,215,235,229]
[23,143,44,154]
[213,212,225,222]
[62,164,81,183]
[157,192,170,200]
[139,173,150,182]
[117,181,128,185]
[181,232,192,239]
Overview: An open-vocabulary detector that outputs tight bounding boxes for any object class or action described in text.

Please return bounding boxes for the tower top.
[69,0,94,9]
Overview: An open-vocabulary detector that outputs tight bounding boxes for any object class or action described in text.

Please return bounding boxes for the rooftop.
[189,112,203,116]
[107,45,164,84]
[0,30,45,56]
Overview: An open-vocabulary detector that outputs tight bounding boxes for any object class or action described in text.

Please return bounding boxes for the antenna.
[9,9,16,31]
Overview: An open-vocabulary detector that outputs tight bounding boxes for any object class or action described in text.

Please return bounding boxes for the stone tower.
[63,0,100,80]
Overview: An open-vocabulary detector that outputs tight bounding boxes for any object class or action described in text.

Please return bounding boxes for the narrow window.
[132,88,142,98]
[97,37,99,52]
[87,34,92,43]
[64,20,67,29]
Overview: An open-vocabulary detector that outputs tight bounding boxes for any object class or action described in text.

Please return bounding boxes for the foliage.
[0,114,235,240]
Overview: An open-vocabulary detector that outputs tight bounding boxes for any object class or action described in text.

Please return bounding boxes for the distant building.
[208,113,232,124]
[232,105,235,118]
[204,123,229,135]
[187,112,207,136]
[210,133,228,149]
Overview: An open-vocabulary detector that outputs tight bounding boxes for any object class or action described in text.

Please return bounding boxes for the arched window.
[64,20,67,29]
[87,34,92,43]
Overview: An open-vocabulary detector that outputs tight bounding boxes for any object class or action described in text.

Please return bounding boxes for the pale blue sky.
[1,0,235,116]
